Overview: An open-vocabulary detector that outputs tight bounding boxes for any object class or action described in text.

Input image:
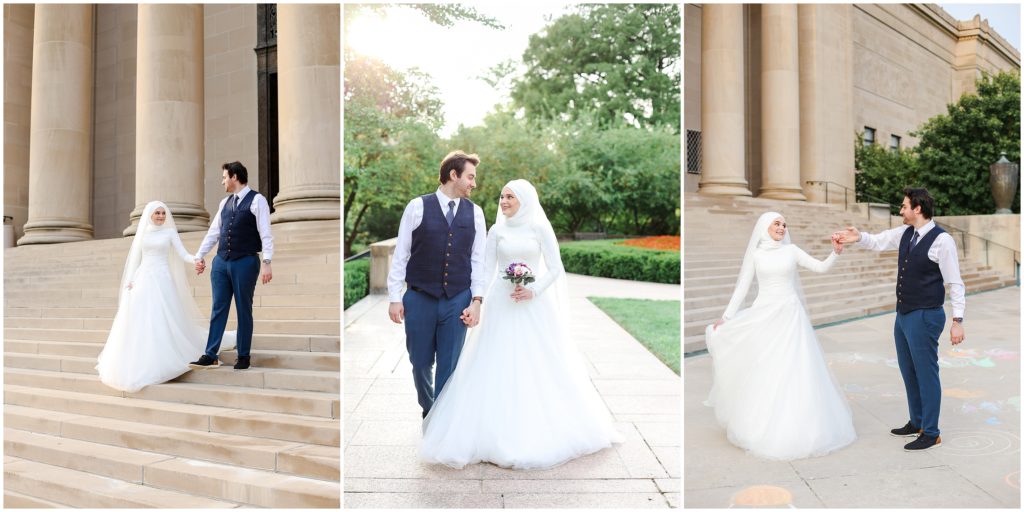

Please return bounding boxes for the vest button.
[448,243,452,247]
[444,281,448,286]
[446,253,450,257]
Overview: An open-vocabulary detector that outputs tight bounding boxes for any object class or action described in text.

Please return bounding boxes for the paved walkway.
[344,274,680,508]
[685,286,1021,508]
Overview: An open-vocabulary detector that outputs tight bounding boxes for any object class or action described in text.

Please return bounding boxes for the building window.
[864,127,876,146]
[890,134,901,152]
[686,129,702,175]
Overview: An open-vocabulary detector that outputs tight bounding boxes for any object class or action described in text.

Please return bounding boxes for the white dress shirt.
[387,189,487,303]
[856,221,965,318]
[195,185,275,261]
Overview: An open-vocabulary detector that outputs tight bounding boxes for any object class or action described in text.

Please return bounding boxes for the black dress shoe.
[233,356,251,370]
[904,433,941,451]
[188,355,220,369]
[890,421,922,437]
[422,411,428,419]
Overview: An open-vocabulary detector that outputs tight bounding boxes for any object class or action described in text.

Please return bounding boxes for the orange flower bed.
[619,235,680,251]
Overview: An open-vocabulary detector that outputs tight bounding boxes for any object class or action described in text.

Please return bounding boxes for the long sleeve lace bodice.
[480,223,564,297]
[723,245,836,319]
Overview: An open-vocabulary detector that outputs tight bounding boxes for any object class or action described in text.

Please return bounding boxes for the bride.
[705,211,856,460]
[96,201,234,392]
[420,179,623,469]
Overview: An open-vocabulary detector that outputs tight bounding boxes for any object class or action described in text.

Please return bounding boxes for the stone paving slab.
[344,274,681,508]
[684,286,1021,508]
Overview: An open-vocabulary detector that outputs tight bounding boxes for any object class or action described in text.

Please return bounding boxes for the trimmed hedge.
[344,259,370,310]
[559,239,679,284]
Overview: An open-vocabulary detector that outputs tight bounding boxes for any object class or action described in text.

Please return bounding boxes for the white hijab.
[720,211,806,320]
[490,178,571,320]
[117,201,204,327]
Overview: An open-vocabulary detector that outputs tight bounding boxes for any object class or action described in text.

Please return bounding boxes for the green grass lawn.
[588,297,680,374]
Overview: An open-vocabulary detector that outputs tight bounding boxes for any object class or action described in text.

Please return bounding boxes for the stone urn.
[989,153,1019,214]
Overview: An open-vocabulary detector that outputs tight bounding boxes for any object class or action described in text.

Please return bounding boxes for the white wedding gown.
[96,227,234,393]
[705,243,856,460]
[420,223,623,469]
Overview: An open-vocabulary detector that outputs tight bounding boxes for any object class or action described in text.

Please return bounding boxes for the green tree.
[912,71,1021,215]
[511,4,680,132]
[343,4,506,255]
[854,134,920,213]
[560,122,680,234]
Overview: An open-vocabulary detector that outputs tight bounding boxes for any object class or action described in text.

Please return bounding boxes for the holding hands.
[195,258,206,275]
[831,233,845,254]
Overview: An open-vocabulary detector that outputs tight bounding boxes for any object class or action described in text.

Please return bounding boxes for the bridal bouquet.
[503,262,536,286]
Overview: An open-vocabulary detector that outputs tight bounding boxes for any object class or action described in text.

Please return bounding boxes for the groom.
[190,161,275,371]
[838,187,965,451]
[387,150,487,418]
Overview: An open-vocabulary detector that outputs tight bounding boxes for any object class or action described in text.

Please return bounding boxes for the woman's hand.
[831,233,844,255]
[510,284,534,302]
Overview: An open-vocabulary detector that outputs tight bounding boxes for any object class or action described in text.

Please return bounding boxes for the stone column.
[19,5,95,245]
[4,4,35,243]
[759,4,805,201]
[272,4,340,223]
[698,4,750,196]
[799,4,855,202]
[126,4,208,236]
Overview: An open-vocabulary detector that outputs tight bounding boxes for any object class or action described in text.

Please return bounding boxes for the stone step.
[4,317,339,340]
[4,369,338,418]
[4,353,339,393]
[3,488,67,508]
[4,456,238,508]
[4,405,337,481]
[4,305,340,321]
[4,429,339,507]
[4,385,340,446]
[5,341,339,372]
[4,292,340,309]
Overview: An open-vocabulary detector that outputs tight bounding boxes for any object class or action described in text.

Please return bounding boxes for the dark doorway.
[255,4,279,212]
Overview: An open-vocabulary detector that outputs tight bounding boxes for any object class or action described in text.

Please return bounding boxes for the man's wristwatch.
[952,317,963,324]
[262,259,271,264]
[472,297,483,304]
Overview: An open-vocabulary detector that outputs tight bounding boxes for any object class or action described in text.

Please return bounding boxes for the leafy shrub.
[344,259,371,310]
[559,240,679,284]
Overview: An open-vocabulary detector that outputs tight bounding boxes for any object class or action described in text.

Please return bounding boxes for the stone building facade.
[684,3,1020,201]
[4,4,340,244]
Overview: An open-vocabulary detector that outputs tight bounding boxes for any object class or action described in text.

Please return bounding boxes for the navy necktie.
[445,201,455,227]
[910,231,920,251]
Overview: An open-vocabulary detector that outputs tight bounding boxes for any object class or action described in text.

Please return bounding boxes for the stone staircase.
[3,220,340,508]
[684,194,1016,354]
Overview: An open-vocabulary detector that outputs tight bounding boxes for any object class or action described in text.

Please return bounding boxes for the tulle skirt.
[420,284,624,469]
[96,263,234,393]
[705,294,856,460]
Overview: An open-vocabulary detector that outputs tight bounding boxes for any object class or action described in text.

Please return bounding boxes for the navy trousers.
[403,287,471,415]
[204,254,260,359]
[893,307,945,437]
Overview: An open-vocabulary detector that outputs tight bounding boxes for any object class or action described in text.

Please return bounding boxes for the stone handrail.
[368,237,397,294]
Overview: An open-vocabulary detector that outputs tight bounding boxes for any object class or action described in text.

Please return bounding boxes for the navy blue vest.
[406,194,475,299]
[217,190,263,261]
[896,225,946,314]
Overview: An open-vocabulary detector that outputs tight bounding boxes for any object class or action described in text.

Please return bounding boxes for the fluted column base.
[19,220,94,245]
